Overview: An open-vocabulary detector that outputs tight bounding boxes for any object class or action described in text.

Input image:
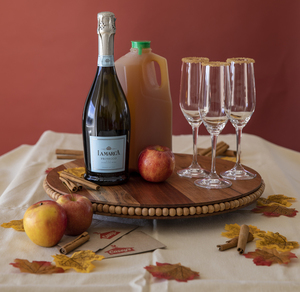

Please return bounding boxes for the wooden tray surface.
[44,154,264,219]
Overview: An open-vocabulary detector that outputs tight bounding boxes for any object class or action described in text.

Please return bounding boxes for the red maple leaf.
[252,205,298,217]
[243,248,297,266]
[144,262,199,282]
[45,168,54,174]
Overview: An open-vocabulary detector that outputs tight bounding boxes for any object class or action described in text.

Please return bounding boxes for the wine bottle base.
[84,172,129,186]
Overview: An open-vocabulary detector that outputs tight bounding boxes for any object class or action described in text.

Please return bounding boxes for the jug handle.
[147,54,169,88]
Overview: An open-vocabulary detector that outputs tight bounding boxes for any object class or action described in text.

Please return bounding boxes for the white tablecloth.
[1,131,300,291]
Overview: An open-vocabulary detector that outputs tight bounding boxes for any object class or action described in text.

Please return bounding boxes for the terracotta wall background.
[1,0,300,156]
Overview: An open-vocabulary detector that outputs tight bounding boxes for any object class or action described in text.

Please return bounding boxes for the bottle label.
[98,55,114,67]
[89,135,126,173]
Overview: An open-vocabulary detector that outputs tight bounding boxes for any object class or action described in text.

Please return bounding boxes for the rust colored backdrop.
[1,0,300,155]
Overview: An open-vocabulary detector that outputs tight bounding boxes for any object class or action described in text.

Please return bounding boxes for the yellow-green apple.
[23,200,67,247]
[56,194,93,236]
[138,145,175,182]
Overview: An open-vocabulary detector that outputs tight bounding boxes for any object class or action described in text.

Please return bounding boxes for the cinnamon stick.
[59,177,78,192]
[59,171,100,191]
[206,141,229,157]
[59,232,90,254]
[237,224,250,254]
[56,149,84,155]
[217,232,254,251]
[57,155,84,160]
[223,150,237,157]
[55,149,84,160]
[198,141,229,157]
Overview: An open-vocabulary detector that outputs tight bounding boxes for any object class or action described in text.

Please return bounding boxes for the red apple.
[23,200,67,247]
[138,145,175,182]
[56,194,93,236]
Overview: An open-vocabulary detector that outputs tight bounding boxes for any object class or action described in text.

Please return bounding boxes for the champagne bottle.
[82,12,130,185]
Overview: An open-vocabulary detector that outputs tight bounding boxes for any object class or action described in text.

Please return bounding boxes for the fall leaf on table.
[45,168,54,174]
[52,250,104,273]
[257,195,296,207]
[220,156,236,162]
[243,248,297,266]
[254,231,299,252]
[59,167,86,178]
[252,205,298,217]
[1,219,24,231]
[221,223,264,239]
[10,259,64,274]
[144,262,199,282]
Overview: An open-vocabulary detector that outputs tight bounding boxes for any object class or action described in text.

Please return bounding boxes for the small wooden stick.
[59,177,78,192]
[223,150,237,157]
[57,155,84,160]
[237,224,250,254]
[59,171,100,191]
[217,237,239,251]
[58,232,90,254]
[198,141,229,157]
[56,149,84,155]
[217,232,254,251]
[206,142,229,157]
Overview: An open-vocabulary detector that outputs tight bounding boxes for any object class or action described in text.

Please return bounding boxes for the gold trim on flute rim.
[182,57,209,63]
[226,57,255,64]
[201,61,230,67]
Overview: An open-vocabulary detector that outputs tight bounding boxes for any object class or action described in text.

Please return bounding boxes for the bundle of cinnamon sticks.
[198,141,236,157]
[54,149,100,192]
[217,224,253,254]
[59,171,100,191]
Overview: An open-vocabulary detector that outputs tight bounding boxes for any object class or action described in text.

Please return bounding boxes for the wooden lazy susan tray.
[44,154,264,219]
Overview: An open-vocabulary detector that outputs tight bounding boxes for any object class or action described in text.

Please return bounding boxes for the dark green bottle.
[82,12,130,185]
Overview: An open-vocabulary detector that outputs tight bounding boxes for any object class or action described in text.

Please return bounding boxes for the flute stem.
[235,126,243,167]
[191,125,200,168]
[210,133,218,175]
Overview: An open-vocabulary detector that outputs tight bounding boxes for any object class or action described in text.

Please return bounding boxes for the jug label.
[98,55,114,67]
[89,135,126,173]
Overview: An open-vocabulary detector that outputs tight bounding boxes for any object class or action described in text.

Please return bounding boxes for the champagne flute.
[177,57,209,178]
[220,58,256,180]
[195,61,232,189]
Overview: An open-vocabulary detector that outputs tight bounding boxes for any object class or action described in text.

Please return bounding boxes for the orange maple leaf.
[144,262,199,282]
[10,259,64,274]
[243,248,297,266]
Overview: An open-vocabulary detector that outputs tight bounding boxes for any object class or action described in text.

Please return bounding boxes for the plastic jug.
[115,41,172,172]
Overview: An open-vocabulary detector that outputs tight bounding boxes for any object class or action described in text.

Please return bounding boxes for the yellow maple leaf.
[220,157,236,162]
[59,167,86,178]
[1,219,24,231]
[266,194,296,207]
[221,223,263,238]
[257,195,296,208]
[52,250,104,273]
[254,231,299,252]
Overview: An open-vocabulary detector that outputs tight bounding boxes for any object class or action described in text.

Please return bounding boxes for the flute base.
[220,166,256,180]
[194,175,232,189]
[177,166,209,178]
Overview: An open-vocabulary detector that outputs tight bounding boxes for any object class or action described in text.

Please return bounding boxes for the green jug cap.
[131,41,151,55]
